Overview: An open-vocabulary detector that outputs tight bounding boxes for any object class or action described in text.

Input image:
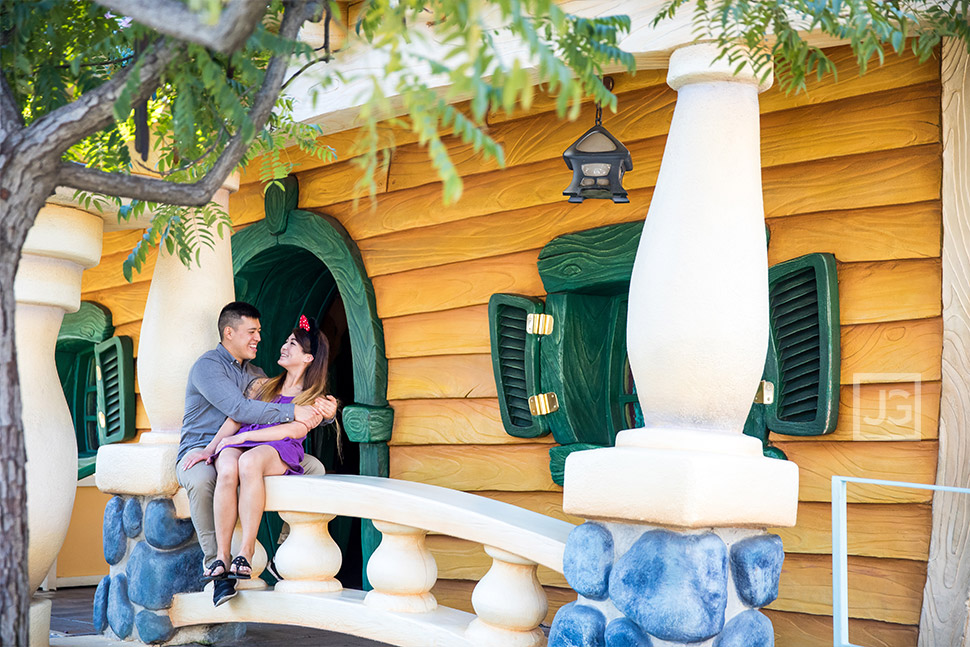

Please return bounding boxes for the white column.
[96,176,237,494]
[14,205,104,644]
[564,43,798,529]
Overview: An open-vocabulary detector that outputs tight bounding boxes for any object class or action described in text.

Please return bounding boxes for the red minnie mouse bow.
[299,315,310,331]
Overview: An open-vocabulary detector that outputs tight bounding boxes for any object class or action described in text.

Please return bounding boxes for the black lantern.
[562,77,632,204]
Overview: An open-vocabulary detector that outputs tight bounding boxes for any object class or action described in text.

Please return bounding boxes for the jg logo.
[851,373,922,440]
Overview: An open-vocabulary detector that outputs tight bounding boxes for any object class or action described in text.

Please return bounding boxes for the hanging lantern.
[562,77,632,204]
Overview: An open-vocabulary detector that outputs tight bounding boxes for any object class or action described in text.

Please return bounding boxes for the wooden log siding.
[68,44,941,644]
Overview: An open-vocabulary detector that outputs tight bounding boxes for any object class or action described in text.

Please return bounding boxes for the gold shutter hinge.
[529,392,559,416]
[526,313,554,335]
[754,380,774,405]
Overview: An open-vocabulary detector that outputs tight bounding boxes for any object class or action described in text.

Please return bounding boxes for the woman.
[201,315,337,584]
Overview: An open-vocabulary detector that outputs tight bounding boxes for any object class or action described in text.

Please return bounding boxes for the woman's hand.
[215,432,249,453]
[313,395,339,422]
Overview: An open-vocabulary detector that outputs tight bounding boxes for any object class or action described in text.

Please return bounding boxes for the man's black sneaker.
[213,577,237,607]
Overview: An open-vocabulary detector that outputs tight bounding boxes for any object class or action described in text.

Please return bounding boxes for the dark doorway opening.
[234,244,362,588]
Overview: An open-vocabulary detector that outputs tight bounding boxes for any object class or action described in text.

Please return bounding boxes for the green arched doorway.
[232,209,392,589]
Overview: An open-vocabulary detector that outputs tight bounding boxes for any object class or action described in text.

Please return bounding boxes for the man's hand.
[182,449,212,470]
[215,432,249,454]
[295,404,325,428]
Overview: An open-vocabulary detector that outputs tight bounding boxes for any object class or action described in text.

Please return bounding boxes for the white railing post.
[466,546,547,647]
[273,511,342,593]
[364,521,437,613]
[832,476,851,647]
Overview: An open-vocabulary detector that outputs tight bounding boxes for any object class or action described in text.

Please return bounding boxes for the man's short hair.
[218,302,261,340]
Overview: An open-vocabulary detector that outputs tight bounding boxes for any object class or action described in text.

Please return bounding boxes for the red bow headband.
[297,314,319,356]
[299,315,310,331]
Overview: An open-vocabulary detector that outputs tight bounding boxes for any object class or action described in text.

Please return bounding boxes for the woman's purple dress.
[215,395,305,475]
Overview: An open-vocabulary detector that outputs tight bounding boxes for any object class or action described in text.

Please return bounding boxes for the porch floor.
[42,586,391,646]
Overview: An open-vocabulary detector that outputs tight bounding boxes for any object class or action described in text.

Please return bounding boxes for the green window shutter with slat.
[488,294,550,438]
[765,253,840,436]
[94,336,136,446]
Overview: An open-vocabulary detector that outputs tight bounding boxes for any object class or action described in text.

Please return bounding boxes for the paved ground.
[43,586,391,646]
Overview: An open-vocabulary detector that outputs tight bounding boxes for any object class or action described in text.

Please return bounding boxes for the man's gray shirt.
[177,344,295,461]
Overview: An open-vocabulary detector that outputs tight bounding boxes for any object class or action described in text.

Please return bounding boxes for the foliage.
[1,0,635,278]
[653,0,970,92]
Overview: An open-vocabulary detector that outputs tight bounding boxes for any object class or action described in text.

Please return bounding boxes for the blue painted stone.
[103,496,127,565]
[92,576,109,632]
[549,603,606,647]
[563,522,614,600]
[609,529,728,643]
[123,498,143,538]
[126,540,205,610]
[135,610,176,644]
[730,535,784,607]
[713,610,773,647]
[107,574,134,639]
[144,498,195,549]
[605,617,653,647]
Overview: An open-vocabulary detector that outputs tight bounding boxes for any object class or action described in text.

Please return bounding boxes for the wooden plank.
[764,609,918,647]
[387,354,497,400]
[82,248,156,293]
[388,84,678,192]
[383,305,490,359]
[769,502,932,560]
[768,201,942,265]
[840,317,943,384]
[773,381,940,442]
[775,440,938,503]
[115,321,142,358]
[389,444,559,492]
[389,398,554,446]
[100,229,146,257]
[475,491,584,526]
[764,145,941,219]
[136,396,150,431]
[759,46,938,114]
[431,579,576,626]
[229,182,266,227]
[373,249,544,319]
[427,535,568,588]
[298,157,388,209]
[838,259,942,325]
[760,83,940,169]
[80,281,150,327]
[768,553,926,625]
[357,196,647,277]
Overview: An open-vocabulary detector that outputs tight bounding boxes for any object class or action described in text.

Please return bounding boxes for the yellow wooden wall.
[68,45,940,644]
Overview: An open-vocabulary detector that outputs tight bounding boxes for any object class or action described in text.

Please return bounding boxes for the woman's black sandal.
[228,555,252,580]
[202,559,229,581]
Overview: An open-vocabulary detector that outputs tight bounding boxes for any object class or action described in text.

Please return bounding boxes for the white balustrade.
[364,521,437,613]
[466,546,547,647]
[273,511,342,593]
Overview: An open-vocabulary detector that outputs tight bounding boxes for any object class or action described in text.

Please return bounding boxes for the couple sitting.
[176,302,337,606]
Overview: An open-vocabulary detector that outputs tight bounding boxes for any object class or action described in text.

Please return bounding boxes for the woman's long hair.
[255,321,331,406]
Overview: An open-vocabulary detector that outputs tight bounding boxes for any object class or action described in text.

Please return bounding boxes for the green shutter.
[765,253,840,436]
[94,336,136,446]
[488,294,550,438]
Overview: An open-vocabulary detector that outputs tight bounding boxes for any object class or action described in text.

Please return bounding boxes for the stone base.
[96,443,180,496]
[563,429,798,528]
[30,597,51,647]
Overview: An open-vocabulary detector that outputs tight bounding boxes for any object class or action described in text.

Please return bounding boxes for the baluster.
[273,511,342,593]
[466,546,547,647]
[364,521,437,613]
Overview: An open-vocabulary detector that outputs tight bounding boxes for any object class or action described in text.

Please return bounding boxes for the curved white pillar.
[97,177,237,494]
[15,205,104,645]
[563,43,798,529]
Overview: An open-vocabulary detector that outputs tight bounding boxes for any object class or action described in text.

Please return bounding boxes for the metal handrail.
[831,476,970,647]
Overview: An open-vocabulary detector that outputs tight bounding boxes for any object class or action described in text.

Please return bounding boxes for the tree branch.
[0,71,23,141]
[93,0,267,54]
[18,38,177,163]
[57,0,316,207]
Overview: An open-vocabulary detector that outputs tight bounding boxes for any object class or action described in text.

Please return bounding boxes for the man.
[176,302,335,605]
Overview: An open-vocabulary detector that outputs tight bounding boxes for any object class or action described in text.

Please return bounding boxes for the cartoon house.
[14,4,970,647]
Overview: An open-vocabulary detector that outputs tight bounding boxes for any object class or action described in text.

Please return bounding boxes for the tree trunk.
[0,153,59,645]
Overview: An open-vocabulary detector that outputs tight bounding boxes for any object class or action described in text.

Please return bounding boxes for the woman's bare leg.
[212,448,243,574]
[235,445,288,574]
